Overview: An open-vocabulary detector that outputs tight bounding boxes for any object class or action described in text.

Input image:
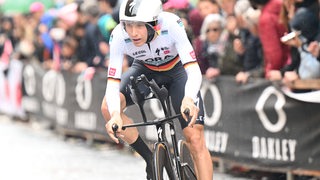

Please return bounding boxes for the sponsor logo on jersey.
[143,55,180,71]
[190,50,196,60]
[143,55,175,66]
[108,67,116,76]
[161,30,168,35]
[155,47,170,56]
[133,50,146,56]
[177,19,184,27]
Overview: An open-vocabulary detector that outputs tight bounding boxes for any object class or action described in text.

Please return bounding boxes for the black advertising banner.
[22,63,320,171]
[22,62,47,120]
[201,77,320,171]
[22,63,108,137]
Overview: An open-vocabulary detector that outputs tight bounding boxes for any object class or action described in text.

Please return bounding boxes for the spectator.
[29,2,52,63]
[97,14,117,68]
[0,16,14,114]
[96,0,122,70]
[97,0,119,15]
[4,40,34,120]
[195,0,221,18]
[57,3,79,29]
[269,0,319,80]
[193,13,227,80]
[289,7,319,45]
[188,8,204,38]
[188,0,221,37]
[81,4,105,68]
[60,36,80,71]
[47,27,66,70]
[233,0,264,84]
[221,15,243,74]
[217,0,237,16]
[41,3,81,70]
[0,16,16,46]
[281,7,320,84]
[43,3,80,71]
[295,0,319,16]
[98,14,117,44]
[29,1,46,24]
[267,0,301,81]
[249,0,291,79]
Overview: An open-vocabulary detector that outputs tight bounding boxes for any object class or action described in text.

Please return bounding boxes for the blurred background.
[0,0,319,179]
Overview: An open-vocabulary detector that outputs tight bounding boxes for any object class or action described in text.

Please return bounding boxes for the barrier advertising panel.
[22,63,320,171]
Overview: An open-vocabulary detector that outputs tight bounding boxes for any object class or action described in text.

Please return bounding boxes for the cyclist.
[101,0,213,179]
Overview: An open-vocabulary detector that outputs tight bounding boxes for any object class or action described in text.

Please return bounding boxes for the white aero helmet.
[120,0,163,43]
[120,0,163,23]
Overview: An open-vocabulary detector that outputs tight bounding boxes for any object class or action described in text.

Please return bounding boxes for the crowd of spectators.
[0,0,319,118]
[1,0,319,80]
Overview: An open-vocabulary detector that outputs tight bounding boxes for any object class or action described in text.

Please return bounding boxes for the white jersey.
[105,12,202,114]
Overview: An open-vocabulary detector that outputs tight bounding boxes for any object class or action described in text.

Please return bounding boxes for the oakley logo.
[125,0,141,17]
[255,86,286,133]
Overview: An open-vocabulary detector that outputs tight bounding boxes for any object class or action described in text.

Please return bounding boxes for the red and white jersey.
[106,11,202,114]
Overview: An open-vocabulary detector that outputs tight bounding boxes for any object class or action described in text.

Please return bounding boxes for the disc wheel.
[154,143,177,180]
[179,140,197,180]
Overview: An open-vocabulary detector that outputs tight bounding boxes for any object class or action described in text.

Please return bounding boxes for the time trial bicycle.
[112,74,197,180]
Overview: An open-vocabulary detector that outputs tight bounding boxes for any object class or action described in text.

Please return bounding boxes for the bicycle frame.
[153,97,183,179]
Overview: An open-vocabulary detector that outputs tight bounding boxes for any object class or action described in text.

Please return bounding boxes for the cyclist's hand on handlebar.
[181,97,199,127]
[105,112,123,144]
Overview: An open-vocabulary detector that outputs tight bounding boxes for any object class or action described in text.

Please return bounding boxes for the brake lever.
[183,108,191,125]
[112,124,118,139]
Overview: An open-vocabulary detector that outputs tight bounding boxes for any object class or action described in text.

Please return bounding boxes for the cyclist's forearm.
[184,63,202,101]
[105,82,121,116]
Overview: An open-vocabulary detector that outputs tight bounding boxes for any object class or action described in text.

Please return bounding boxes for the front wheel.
[154,143,177,180]
[179,140,197,180]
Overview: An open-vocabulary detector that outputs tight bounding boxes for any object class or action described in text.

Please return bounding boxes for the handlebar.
[111,108,191,135]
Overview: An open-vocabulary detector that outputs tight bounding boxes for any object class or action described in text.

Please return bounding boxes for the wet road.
[0,115,251,180]
[0,115,146,180]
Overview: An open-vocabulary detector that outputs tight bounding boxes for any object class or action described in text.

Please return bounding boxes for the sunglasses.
[206,28,221,33]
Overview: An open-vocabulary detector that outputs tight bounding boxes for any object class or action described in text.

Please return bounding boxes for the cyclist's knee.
[184,127,206,153]
[189,135,203,149]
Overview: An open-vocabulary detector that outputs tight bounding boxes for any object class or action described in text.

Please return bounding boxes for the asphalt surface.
[0,115,254,180]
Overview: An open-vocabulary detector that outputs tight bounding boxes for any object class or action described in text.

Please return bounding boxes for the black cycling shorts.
[120,60,205,129]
